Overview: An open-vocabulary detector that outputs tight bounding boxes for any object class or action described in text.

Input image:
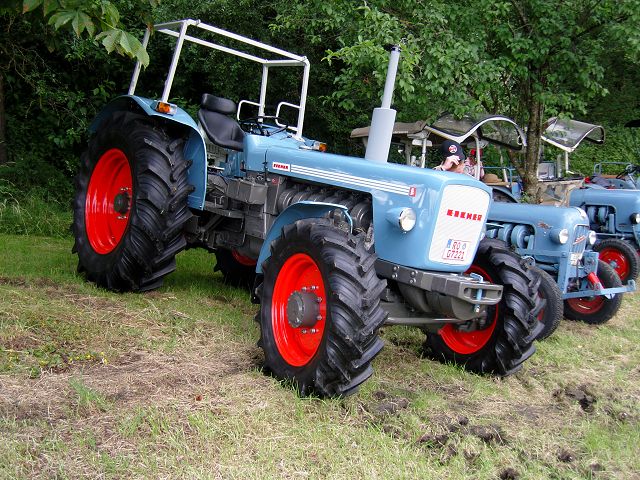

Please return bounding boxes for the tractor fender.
[89,95,207,210]
[256,202,352,274]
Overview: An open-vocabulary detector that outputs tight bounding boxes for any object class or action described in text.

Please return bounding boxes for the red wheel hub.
[439,264,497,354]
[271,253,326,366]
[565,295,605,314]
[85,148,133,254]
[598,247,630,281]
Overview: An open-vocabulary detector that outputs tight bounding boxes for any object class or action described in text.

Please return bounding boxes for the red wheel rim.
[232,250,257,266]
[598,247,630,281]
[85,148,133,254]
[271,253,326,366]
[439,264,497,354]
[565,294,605,314]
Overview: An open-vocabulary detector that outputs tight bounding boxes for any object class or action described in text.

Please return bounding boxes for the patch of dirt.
[0,343,261,423]
[500,467,520,480]
[562,384,597,412]
[557,448,575,463]
[364,395,410,416]
[469,424,507,445]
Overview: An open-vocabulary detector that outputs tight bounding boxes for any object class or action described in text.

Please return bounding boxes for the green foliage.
[21,0,154,66]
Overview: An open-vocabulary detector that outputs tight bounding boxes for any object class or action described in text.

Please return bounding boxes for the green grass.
[0,234,639,479]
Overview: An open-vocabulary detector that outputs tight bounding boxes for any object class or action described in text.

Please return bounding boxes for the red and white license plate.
[442,239,469,261]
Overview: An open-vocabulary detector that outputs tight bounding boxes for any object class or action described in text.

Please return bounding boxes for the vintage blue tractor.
[351,114,635,338]
[539,118,640,283]
[72,20,543,397]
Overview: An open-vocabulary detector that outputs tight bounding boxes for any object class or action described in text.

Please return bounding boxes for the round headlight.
[630,213,640,224]
[587,230,597,245]
[398,208,417,232]
[551,228,569,244]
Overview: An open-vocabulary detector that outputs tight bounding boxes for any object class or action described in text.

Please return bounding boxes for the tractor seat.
[197,94,245,151]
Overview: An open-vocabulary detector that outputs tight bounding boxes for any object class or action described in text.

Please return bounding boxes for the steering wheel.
[239,116,288,136]
[616,164,640,179]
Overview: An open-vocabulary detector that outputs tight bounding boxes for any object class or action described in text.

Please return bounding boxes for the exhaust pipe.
[365,45,401,163]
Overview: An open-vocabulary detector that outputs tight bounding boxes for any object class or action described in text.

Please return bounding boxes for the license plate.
[442,239,469,261]
[570,252,582,266]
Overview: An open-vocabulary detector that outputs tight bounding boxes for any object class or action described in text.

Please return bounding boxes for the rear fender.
[256,202,352,273]
[90,95,208,210]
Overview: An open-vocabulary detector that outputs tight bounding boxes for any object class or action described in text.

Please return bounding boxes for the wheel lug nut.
[316,297,322,303]
[316,315,322,321]
[301,329,307,334]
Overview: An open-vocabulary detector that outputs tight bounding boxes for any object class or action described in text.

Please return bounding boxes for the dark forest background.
[1,0,639,234]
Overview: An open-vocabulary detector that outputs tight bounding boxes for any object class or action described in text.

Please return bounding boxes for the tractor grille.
[571,224,589,255]
[568,224,589,266]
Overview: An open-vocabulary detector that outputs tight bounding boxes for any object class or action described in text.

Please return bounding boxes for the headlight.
[551,228,569,244]
[398,208,417,232]
[588,230,597,245]
[630,213,640,224]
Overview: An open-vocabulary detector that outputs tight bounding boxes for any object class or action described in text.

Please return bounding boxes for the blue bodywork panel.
[570,188,640,244]
[256,202,351,273]
[245,137,493,273]
[90,96,208,210]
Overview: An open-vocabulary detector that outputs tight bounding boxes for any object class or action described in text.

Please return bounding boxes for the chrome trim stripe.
[289,164,411,195]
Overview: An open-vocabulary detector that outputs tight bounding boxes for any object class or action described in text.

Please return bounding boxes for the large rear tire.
[593,238,639,282]
[72,111,192,291]
[423,239,542,376]
[530,265,563,340]
[563,260,623,324]
[258,218,387,397]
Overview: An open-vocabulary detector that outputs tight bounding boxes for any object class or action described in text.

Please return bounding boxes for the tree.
[0,0,155,165]
[274,0,640,198]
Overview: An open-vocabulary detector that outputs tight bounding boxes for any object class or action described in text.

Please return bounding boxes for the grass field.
[1,234,639,479]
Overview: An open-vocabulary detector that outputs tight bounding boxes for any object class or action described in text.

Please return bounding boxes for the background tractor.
[351,114,635,338]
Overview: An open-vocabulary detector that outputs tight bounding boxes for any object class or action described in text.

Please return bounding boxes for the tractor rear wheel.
[593,238,639,282]
[258,218,387,397]
[214,249,257,288]
[530,265,563,340]
[564,260,623,324]
[423,239,542,376]
[72,111,192,291]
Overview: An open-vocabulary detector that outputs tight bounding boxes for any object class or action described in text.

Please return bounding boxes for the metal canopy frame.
[128,18,311,138]
[541,117,605,176]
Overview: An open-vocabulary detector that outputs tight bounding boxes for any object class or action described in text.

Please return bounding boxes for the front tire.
[530,265,563,340]
[593,238,639,282]
[258,219,387,397]
[563,260,623,324]
[72,112,192,291]
[424,239,542,376]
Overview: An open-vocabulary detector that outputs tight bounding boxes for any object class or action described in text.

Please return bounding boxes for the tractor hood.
[542,117,605,153]
[488,202,588,238]
[571,187,640,238]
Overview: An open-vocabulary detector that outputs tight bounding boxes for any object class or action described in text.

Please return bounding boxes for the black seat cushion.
[198,94,245,151]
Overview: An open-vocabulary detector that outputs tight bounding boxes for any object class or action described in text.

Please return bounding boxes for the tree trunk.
[523,96,544,203]
[0,72,7,165]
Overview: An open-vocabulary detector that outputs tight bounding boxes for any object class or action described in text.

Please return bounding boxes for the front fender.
[256,202,352,273]
[90,95,207,210]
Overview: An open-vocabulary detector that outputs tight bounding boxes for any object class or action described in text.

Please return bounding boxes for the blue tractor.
[539,118,640,284]
[351,114,635,338]
[72,20,543,397]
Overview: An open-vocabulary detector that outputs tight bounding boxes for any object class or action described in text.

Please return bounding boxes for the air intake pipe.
[364,45,401,163]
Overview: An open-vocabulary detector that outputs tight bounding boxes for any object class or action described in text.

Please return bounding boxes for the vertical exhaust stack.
[365,45,401,163]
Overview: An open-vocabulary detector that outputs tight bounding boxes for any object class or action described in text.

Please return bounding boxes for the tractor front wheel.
[593,238,639,282]
[258,218,387,397]
[72,112,192,291]
[423,239,542,376]
[564,260,623,324]
[530,265,563,340]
